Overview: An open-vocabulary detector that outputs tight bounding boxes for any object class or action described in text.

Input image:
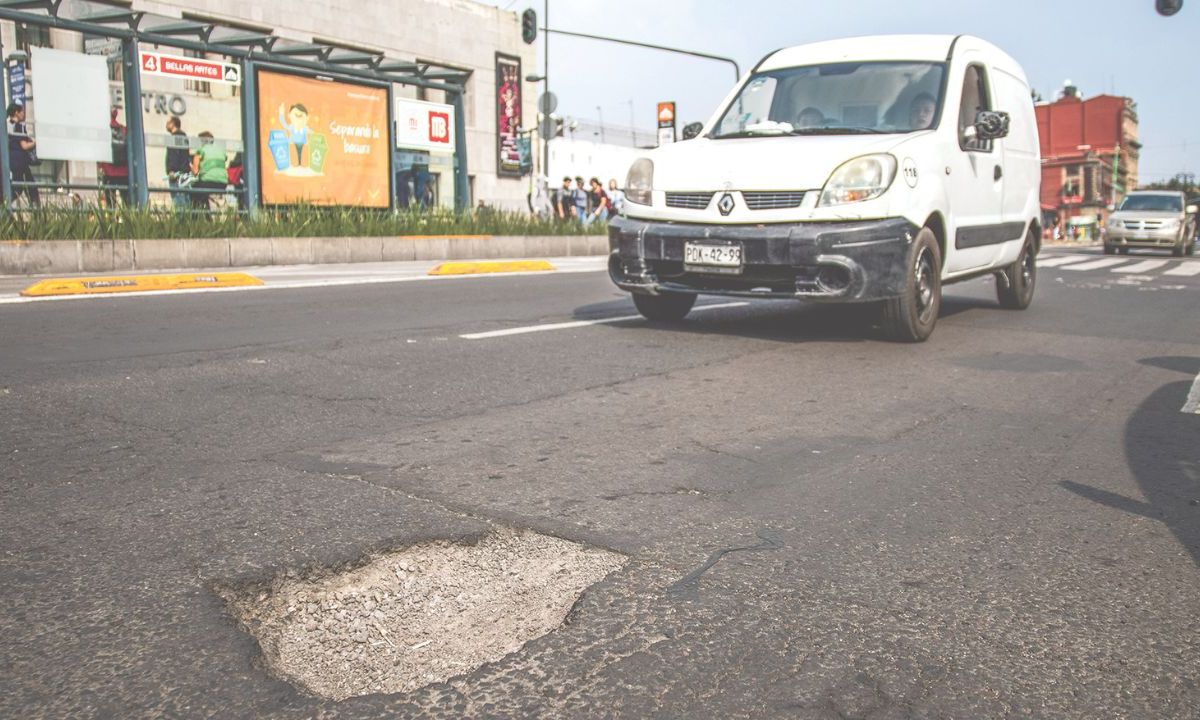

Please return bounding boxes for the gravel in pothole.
[220,528,626,700]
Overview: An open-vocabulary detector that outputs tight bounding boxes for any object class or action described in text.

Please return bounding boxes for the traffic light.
[521,9,537,44]
[1156,0,1183,15]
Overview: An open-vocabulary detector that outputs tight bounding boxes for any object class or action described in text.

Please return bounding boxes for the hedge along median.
[0,207,608,275]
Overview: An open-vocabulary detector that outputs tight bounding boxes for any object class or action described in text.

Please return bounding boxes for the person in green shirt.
[190,131,229,209]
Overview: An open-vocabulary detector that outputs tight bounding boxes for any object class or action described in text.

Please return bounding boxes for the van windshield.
[711,61,947,139]
[1118,194,1182,212]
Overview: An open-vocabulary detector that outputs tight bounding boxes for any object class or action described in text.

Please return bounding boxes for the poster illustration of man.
[495,53,522,177]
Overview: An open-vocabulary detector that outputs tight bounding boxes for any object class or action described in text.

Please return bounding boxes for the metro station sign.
[139,51,241,86]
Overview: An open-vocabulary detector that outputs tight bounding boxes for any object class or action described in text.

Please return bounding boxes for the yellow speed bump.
[20,272,264,297]
[428,260,556,276]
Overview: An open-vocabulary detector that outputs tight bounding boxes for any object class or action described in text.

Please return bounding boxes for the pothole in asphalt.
[219,528,625,701]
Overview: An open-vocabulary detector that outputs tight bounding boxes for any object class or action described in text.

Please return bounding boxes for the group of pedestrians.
[163,115,240,210]
[554,176,625,225]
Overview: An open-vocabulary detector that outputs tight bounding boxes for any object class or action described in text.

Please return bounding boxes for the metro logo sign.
[428,112,450,144]
[393,98,456,152]
[139,51,241,85]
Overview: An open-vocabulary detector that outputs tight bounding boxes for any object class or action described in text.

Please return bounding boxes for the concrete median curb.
[428,260,556,276]
[20,272,264,297]
[0,235,609,275]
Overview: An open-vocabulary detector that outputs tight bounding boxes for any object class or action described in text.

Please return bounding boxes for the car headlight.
[818,154,897,207]
[1106,216,1121,228]
[626,158,653,205]
[1162,218,1180,229]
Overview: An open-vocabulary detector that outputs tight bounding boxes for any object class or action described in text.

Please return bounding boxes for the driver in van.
[794,106,825,128]
[908,92,937,130]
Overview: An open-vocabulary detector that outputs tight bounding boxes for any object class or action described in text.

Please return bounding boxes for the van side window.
[958,64,992,152]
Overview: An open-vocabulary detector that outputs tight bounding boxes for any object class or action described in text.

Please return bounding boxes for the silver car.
[1104,191,1197,256]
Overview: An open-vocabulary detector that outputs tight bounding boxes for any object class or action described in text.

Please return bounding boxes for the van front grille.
[743,191,805,210]
[665,192,714,209]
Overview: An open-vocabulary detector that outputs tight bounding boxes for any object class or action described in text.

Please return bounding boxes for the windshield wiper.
[790,126,890,135]
[712,129,789,139]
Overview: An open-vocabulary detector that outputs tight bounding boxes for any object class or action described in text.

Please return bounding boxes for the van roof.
[758,34,1007,71]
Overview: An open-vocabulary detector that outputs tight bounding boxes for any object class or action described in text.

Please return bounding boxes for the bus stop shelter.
[0,0,473,210]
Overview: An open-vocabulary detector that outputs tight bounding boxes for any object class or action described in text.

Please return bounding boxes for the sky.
[485,0,1196,183]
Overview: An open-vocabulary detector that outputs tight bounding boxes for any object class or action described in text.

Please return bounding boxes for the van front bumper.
[608,216,919,301]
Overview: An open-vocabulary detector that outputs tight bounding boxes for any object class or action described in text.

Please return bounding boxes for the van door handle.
[994,165,1003,181]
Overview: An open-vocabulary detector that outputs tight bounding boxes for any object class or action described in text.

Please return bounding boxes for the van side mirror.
[681,122,704,140]
[973,110,1010,140]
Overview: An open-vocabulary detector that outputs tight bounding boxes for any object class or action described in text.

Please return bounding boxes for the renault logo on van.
[717,193,735,216]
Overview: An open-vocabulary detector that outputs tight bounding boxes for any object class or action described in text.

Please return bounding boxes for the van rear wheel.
[881,228,941,342]
[996,230,1037,310]
[632,291,696,322]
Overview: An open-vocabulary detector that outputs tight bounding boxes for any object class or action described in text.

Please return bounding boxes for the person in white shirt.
[607,178,626,216]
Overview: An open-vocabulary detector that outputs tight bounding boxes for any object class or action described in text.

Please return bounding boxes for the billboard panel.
[29,47,112,162]
[495,53,522,177]
[257,70,390,207]
[394,97,455,152]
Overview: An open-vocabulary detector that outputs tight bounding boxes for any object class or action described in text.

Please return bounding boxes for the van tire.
[881,228,941,342]
[1103,244,1116,255]
[996,230,1037,310]
[633,291,696,321]
[1172,240,1186,257]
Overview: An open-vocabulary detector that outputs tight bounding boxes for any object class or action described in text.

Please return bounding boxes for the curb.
[20,272,264,297]
[428,260,556,276]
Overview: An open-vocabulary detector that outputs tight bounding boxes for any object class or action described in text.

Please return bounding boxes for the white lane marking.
[1059,258,1131,271]
[1183,371,1200,414]
[0,263,608,305]
[1036,254,1094,267]
[459,301,750,340]
[1163,261,1200,277]
[1111,259,1169,274]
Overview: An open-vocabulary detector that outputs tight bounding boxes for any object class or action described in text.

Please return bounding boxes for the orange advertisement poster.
[257,70,390,207]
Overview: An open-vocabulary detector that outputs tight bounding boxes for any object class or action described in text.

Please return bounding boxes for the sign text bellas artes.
[140,51,242,86]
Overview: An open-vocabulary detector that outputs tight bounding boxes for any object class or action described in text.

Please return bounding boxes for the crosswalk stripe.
[1037,255,1092,267]
[1111,260,1170,273]
[1163,261,1200,277]
[1059,258,1130,271]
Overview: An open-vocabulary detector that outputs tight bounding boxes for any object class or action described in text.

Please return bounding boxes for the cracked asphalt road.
[2,251,1199,718]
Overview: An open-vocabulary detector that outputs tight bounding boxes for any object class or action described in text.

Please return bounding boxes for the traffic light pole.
[542,0,549,182]
[540,27,740,84]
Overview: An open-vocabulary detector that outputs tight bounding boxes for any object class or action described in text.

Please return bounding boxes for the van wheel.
[1172,240,1186,257]
[996,230,1037,310]
[881,227,941,342]
[1118,247,1130,255]
[633,291,696,321]
[1103,244,1116,255]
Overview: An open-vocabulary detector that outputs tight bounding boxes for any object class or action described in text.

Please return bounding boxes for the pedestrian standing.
[6,103,39,206]
[165,116,190,209]
[190,131,228,210]
[572,176,588,223]
[556,176,574,220]
[607,178,626,216]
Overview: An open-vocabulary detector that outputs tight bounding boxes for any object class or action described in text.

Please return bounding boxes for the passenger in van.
[794,106,825,128]
[908,92,937,130]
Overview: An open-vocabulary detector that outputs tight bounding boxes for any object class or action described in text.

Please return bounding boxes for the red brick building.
[1035,85,1140,239]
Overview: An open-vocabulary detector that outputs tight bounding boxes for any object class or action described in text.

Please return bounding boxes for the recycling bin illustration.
[267,130,291,171]
[308,133,328,174]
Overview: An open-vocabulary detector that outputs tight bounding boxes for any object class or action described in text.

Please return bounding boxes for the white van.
[608,35,1041,341]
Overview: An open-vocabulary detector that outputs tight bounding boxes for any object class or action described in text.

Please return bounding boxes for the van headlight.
[626,158,653,205]
[818,154,897,207]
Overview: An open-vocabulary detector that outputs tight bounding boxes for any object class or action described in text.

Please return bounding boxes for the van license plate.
[684,243,742,270]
